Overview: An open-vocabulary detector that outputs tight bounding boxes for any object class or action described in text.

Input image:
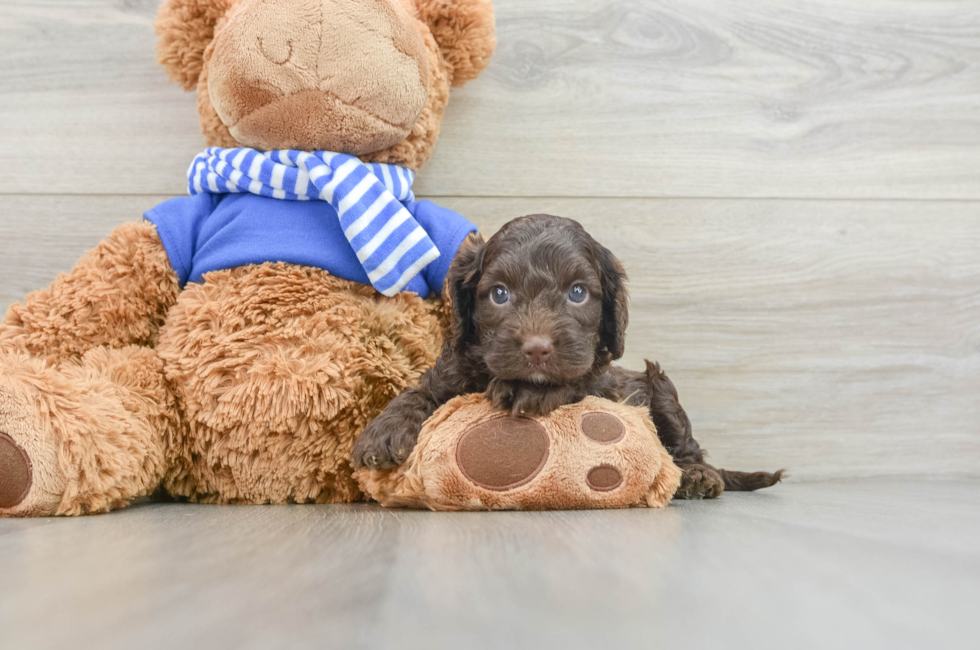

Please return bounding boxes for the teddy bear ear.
[154,0,237,91]
[414,0,496,87]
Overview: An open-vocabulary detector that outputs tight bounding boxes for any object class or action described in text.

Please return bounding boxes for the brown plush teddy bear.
[0,0,496,516]
[355,394,683,511]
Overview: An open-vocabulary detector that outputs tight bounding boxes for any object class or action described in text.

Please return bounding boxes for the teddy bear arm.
[0,221,180,365]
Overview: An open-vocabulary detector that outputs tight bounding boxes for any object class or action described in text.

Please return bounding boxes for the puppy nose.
[522,337,554,366]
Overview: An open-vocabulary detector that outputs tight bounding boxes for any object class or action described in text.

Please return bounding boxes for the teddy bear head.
[155,0,495,170]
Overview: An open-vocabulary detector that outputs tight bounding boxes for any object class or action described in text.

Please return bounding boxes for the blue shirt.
[145,193,476,297]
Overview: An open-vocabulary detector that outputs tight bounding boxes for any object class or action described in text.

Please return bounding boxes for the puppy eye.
[490,285,511,305]
[568,284,588,304]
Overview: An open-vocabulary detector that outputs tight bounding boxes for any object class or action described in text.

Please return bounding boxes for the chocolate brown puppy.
[352,214,783,498]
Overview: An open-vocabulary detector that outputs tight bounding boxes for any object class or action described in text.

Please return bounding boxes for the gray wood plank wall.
[1,0,977,481]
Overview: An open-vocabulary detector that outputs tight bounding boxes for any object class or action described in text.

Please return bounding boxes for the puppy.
[352,214,783,498]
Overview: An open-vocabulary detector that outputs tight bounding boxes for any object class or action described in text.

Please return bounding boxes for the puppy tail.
[716,468,785,492]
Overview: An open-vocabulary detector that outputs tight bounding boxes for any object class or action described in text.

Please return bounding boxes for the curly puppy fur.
[352,215,784,498]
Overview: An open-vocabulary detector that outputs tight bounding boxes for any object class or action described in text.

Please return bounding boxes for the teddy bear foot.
[0,432,32,510]
[0,376,67,517]
[0,345,174,517]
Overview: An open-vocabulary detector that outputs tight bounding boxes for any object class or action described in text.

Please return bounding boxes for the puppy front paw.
[674,463,725,500]
[351,418,421,471]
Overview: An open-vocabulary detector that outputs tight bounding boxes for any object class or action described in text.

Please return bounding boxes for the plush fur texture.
[205,0,430,153]
[155,0,495,168]
[0,0,493,517]
[355,394,682,511]
[0,346,175,516]
[414,0,496,87]
[0,222,448,516]
[156,0,238,91]
[0,222,180,364]
[156,263,445,504]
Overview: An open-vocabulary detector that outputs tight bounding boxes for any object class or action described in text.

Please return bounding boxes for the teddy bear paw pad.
[586,464,623,492]
[0,431,32,509]
[456,417,549,491]
[581,412,625,444]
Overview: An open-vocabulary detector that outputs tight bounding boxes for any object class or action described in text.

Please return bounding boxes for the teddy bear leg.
[0,221,180,516]
[0,345,176,516]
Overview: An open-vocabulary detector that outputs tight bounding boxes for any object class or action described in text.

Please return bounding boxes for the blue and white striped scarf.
[187,147,438,297]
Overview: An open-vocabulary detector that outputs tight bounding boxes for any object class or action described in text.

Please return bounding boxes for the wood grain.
[445,197,980,481]
[1,0,979,198]
[1,480,978,650]
[2,195,977,481]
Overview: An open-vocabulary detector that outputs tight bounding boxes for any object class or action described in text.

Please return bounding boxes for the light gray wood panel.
[447,197,980,480]
[0,0,202,194]
[1,0,979,198]
[1,195,977,480]
[1,480,979,650]
[0,195,161,307]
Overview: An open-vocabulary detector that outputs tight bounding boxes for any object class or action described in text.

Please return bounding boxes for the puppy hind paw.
[674,463,725,500]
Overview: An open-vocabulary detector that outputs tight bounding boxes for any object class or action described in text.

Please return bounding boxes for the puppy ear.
[155,0,237,91]
[594,241,629,361]
[414,0,496,87]
[444,232,487,351]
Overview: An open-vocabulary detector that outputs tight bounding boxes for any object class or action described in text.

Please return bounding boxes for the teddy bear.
[0,0,496,516]
[355,394,684,511]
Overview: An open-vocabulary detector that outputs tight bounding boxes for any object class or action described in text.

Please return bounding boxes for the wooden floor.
[1,1,979,645]
[1,479,978,650]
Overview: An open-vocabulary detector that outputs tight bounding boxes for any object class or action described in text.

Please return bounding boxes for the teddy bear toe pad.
[456,417,549,490]
[581,412,625,444]
[586,464,623,492]
[580,414,626,492]
[0,432,32,509]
